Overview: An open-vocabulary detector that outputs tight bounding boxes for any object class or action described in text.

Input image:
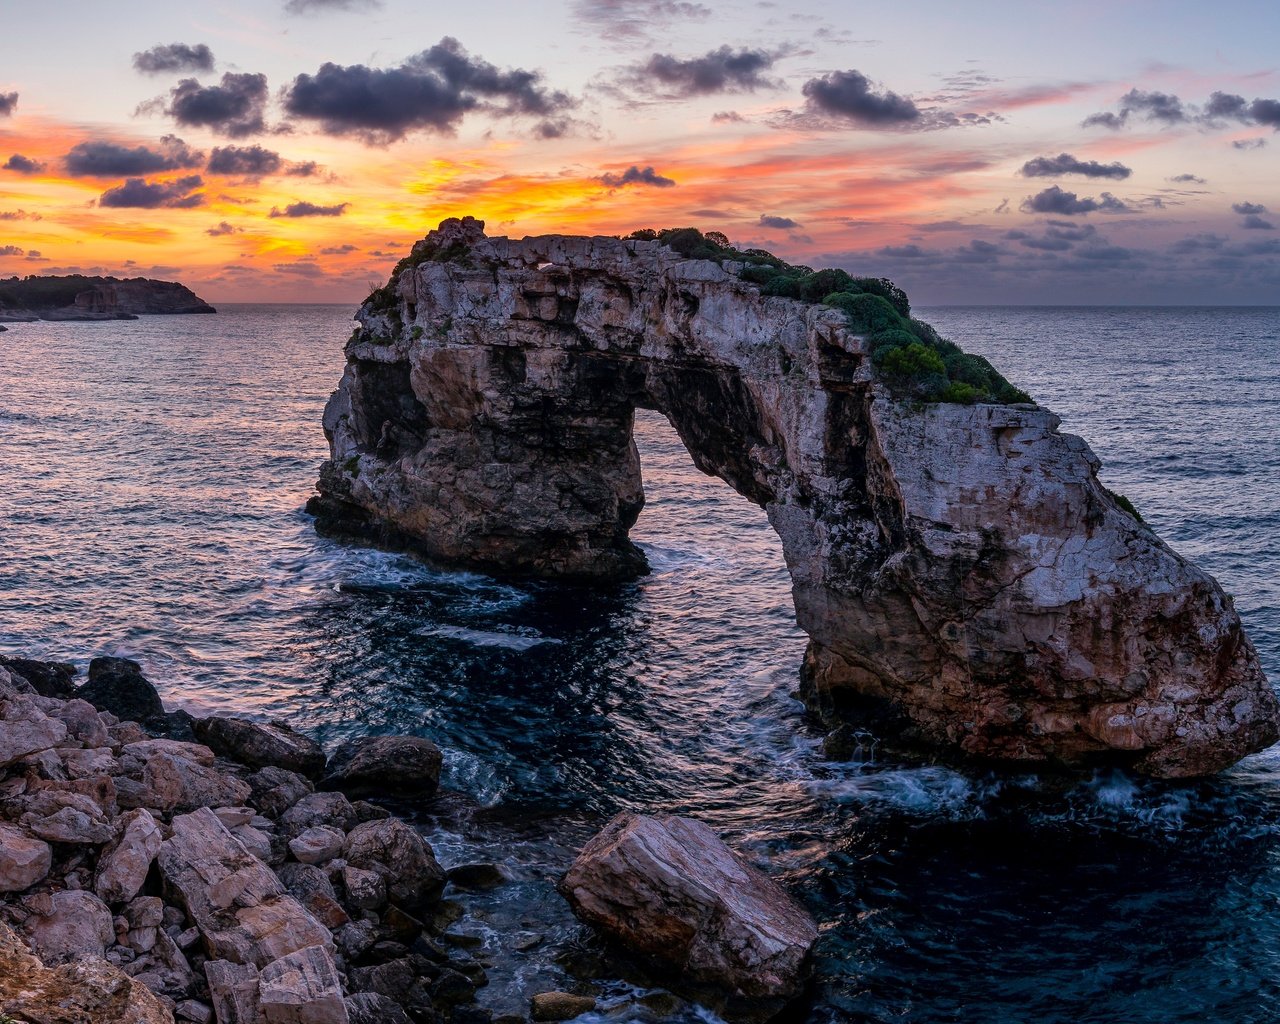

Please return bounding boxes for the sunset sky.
[2,0,1278,304]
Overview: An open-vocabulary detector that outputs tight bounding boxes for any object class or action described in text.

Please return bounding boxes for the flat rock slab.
[560,813,817,1004]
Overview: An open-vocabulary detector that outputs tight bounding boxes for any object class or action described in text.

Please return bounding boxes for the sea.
[1,304,1278,1023]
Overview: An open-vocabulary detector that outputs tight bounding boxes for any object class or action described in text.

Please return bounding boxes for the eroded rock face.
[311,216,1279,777]
[560,813,817,1006]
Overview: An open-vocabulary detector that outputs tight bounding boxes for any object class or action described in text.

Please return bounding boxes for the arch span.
[311,217,1278,778]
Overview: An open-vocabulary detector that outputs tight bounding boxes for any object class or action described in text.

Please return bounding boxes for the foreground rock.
[321,735,442,797]
[310,216,1278,777]
[560,813,817,1012]
[195,715,327,779]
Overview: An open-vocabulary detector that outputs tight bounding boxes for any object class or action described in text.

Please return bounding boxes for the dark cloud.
[1083,88,1187,129]
[3,154,44,174]
[205,221,241,236]
[268,201,349,217]
[624,47,779,98]
[1074,245,1133,261]
[133,44,215,75]
[1020,185,1129,215]
[1242,214,1275,230]
[64,136,202,177]
[0,209,41,221]
[1203,91,1249,120]
[1233,138,1266,150]
[570,0,709,39]
[284,0,382,12]
[286,161,319,176]
[801,69,918,125]
[711,110,745,123]
[689,208,734,219]
[161,73,269,137]
[282,38,575,143]
[1020,152,1131,180]
[598,165,675,188]
[99,175,205,209]
[1233,201,1267,215]
[879,244,928,258]
[1170,173,1206,184]
[1252,98,1280,128]
[320,244,359,254]
[207,144,282,176]
[273,260,325,276]
[1169,233,1225,254]
[0,245,24,257]
[0,93,16,117]
[758,214,799,229]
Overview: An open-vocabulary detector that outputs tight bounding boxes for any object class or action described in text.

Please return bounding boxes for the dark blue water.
[1,304,1278,1023]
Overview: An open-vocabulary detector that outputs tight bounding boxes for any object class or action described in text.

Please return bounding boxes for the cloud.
[758,214,799,229]
[160,73,269,137]
[207,144,282,176]
[273,260,325,276]
[1020,185,1129,215]
[1242,215,1275,230]
[1083,88,1187,128]
[282,38,575,142]
[99,175,205,208]
[64,136,202,177]
[286,161,319,176]
[133,43,215,75]
[0,209,40,221]
[320,244,359,254]
[3,153,44,174]
[597,165,675,188]
[1020,152,1131,180]
[570,0,710,39]
[268,200,349,217]
[801,69,919,125]
[1170,233,1226,254]
[284,0,381,12]
[1233,138,1266,150]
[1169,173,1206,184]
[0,245,24,257]
[1233,201,1267,215]
[0,93,16,117]
[206,221,242,236]
[622,46,779,98]
[711,110,744,123]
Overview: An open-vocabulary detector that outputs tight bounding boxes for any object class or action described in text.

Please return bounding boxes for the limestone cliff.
[310,216,1279,777]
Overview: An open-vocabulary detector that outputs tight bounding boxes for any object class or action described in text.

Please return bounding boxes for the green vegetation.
[1104,486,1144,523]
[363,238,474,315]
[625,227,1032,406]
[343,455,361,477]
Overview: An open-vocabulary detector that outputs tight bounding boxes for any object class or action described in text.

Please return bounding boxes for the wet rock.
[446,862,507,891]
[24,888,116,963]
[282,791,359,838]
[321,735,442,798]
[343,818,445,915]
[258,944,349,1024]
[96,807,164,903]
[289,825,346,865]
[530,992,598,1022]
[77,656,165,725]
[431,967,477,1007]
[0,656,79,698]
[195,716,327,780]
[344,991,413,1024]
[0,693,69,766]
[0,821,52,892]
[560,813,817,1003]
[0,919,173,1023]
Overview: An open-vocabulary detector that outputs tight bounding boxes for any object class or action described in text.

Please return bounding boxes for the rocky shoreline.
[0,276,215,322]
[0,655,818,1024]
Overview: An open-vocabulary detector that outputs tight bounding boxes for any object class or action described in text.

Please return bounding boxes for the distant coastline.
[0,275,215,322]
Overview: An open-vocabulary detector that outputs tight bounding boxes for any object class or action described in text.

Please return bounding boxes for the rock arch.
[311,217,1278,777]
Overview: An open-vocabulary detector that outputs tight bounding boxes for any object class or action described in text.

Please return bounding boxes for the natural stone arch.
[311,217,1278,778]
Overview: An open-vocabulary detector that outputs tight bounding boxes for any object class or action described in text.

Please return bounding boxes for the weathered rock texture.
[560,813,817,1005]
[311,216,1279,777]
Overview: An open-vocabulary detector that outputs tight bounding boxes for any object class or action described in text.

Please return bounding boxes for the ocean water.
[1,303,1278,1023]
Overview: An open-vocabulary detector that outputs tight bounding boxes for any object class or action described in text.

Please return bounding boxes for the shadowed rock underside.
[310,216,1279,778]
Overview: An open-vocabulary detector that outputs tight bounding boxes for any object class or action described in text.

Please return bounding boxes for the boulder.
[24,802,114,844]
[206,959,263,1024]
[77,656,165,725]
[96,807,164,903]
[343,818,445,914]
[0,920,173,1024]
[0,822,52,892]
[24,889,116,963]
[54,697,110,748]
[559,813,817,1003]
[530,992,598,1021]
[0,693,69,766]
[344,992,413,1024]
[340,865,385,911]
[281,791,358,838]
[258,944,349,1024]
[321,735,442,798]
[250,766,315,819]
[195,716,327,779]
[121,749,252,812]
[276,862,349,930]
[289,826,346,866]
[0,656,79,698]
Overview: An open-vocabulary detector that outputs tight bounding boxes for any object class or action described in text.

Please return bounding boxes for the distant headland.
[0,275,215,322]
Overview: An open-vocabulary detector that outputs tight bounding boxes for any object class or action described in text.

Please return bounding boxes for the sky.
[1,0,1278,304]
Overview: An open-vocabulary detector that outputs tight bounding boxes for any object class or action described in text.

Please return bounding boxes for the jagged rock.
[158,807,332,968]
[96,807,164,903]
[344,992,413,1024]
[560,813,817,1004]
[195,716,327,779]
[24,889,116,963]
[77,656,165,725]
[216,806,257,828]
[530,992,598,1021]
[55,698,111,748]
[343,818,445,914]
[62,745,120,779]
[177,999,215,1024]
[289,826,346,865]
[276,862,349,930]
[0,656,79,698]
[250,767,315,819]
[24,802,114,844]
[120,748,252,812]
[311,217,1280,777]
[0,693,69,766]
[206,959,263,1023]
[235,823,278,864]
[348,956,436,1017]
[281,792,358,838]
[0,821,53,891]
[340,865,385,910]
[258,944,349,1024]
[321,735,442,797]
[0,919,174,1023]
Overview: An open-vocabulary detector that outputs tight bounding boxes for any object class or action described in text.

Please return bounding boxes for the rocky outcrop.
[320,735,442,797]
[0,275,215,321]
[311,216,1279,777]
[560,813,817,1013]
